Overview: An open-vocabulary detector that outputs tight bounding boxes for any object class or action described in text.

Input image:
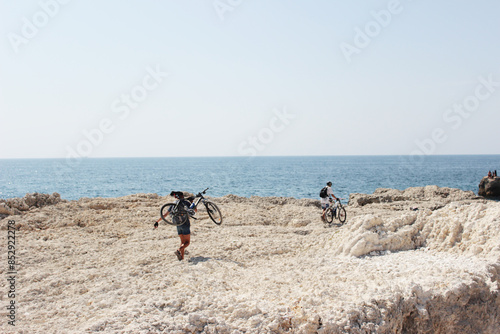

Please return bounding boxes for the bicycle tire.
[325,208,334,224]
[160,203,188,226]
[337,205,347,224]
[205,201,222,225]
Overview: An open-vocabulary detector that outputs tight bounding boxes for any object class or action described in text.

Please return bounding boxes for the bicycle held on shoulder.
[325,198,347,225]
[160,188,223,226]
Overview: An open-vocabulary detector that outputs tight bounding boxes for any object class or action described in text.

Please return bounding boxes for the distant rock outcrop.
[0,192,65,216]
[478,176,500,197]
[348,185,476,209]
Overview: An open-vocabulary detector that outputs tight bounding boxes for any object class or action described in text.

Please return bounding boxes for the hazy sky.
[1,0,499,159]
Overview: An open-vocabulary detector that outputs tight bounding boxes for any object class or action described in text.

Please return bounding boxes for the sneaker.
[174,250,182,261]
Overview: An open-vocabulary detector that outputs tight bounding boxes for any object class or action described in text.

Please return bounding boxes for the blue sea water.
[0,155,499,201]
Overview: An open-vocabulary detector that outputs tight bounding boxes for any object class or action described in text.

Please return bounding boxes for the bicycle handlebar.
[196,188,210,197]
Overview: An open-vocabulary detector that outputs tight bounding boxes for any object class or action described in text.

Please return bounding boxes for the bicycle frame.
[189,187,210,210]
[171,188,210,218]
[191,194,206,209]
[329,199,339,209]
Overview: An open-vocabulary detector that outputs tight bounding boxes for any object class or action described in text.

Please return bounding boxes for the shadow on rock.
[188,256,211,264]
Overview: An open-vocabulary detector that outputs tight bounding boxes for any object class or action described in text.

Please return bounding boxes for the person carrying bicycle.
[320,181,338,222]
[154,191,195,261]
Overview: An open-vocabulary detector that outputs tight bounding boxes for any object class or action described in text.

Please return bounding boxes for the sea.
[0,155,499,201]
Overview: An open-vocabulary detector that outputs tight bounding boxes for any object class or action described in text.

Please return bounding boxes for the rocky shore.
[0,186,499,333]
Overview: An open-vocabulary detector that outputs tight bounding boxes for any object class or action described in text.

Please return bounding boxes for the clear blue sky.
[1,0,499,159]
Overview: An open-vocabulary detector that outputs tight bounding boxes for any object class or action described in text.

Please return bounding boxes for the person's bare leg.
[179,234,190,259]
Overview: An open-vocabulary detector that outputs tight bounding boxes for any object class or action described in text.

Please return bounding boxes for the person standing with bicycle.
[320,181,338,222]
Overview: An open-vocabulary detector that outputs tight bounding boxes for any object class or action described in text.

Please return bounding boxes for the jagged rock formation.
[348,185,477,210]
[0,192,65,215]
[478,176,500,197]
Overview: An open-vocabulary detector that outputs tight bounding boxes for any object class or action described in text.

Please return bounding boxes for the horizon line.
[1,153,500,160]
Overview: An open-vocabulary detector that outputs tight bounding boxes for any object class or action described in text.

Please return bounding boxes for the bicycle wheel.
[324,208,334,224]
[205,201,222,225]
[337,205,347,224]
[160,203,188,226]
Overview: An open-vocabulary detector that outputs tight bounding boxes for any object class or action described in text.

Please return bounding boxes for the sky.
[1,0,499,159]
